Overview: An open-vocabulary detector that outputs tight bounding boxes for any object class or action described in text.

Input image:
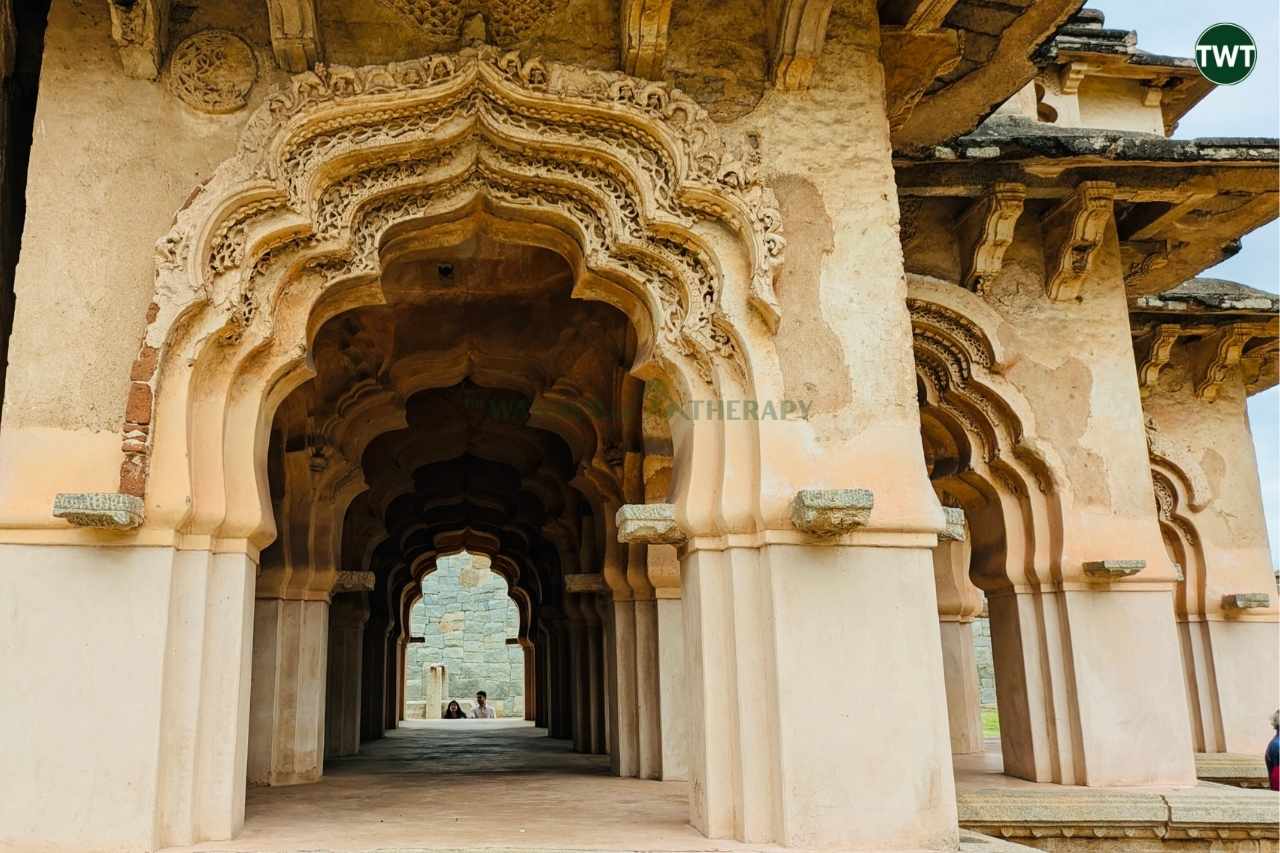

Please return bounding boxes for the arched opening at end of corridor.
[404,550,526,722]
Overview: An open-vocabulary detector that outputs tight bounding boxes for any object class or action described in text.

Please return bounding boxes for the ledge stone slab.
[940,507,967,541]
[1083,559,1145,579]
[615,503,685,545]
[53,492,144,530]
[790,488,874,536]
[1222,592,1271,610]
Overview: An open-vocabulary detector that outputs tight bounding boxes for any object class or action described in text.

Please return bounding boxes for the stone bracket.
[767,0,834,90]
[107,0,171,81]
[1082,559,1145,580]
[615,503,686,545]
[620,0,673,79]
[53,492,145,531]
[333,570,376,593]
[790,488,874,536]
[267,0,323,72]
[1194,323,1271,401]
[939,506,966,541]
[1222,593,1271,611]
[957,182,1025,294]
[1135,323,1192,397]
[1042,181,1115,302]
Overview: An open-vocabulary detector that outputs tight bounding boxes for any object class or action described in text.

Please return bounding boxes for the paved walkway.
[171,720,757,852]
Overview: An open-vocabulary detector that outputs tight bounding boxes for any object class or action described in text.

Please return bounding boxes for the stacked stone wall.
[972,616,996,709]
[405,553,524,718]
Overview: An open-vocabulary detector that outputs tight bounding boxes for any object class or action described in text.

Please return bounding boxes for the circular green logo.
[1194,23,1258,85]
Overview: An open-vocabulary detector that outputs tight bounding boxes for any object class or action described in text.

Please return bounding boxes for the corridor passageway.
[172,720,719,853]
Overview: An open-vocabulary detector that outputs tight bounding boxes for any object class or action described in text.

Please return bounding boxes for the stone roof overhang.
[894,127,1279,299]
[1034,8,1215,133]
[1129,279,1279,398]
[888,0,1088,151]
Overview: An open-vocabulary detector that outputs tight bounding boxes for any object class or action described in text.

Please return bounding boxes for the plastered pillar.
[566,596,592,753]
[609,598,641,777]
[635,596,663,779]
[248,597,330,786]
[647,541,688,780]
[939,621,984,754]
[325,593,368,758]
[933,512,985,754]
[682,542,958,849]
[550,618,573,739]
[656,595,689,780]
[1142,351,1279,754]
[0,546,255,852]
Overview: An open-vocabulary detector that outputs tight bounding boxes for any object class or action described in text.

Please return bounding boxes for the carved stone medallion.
[167,30,259,114]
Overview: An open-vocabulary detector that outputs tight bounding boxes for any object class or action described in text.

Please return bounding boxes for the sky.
[1090,0,1279,570]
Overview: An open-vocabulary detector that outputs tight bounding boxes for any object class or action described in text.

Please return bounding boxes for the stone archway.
[908,274,1082,784]
[72,49,801,849]
[118,46,786,550]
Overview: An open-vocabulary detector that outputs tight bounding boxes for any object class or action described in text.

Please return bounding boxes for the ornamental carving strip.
[122,48,784,503]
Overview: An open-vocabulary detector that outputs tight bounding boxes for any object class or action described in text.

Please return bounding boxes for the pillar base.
[684,541,959,850]
[0,545,254,851]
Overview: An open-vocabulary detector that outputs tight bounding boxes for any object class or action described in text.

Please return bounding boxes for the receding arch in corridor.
[110,46,807,849]
[908,274,1082,785]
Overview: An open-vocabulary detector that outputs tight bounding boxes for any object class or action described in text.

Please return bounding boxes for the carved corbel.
[957,181,1025,294]
[107,0,171,80]
[615,503,686,545]
[790,488,874,536]
[1122,239,1170,283]
[1241,338,1279,396]
[1194,323,1271,401]
[1041,181,1115,302]
[267,0,323,72]
[767,0,834,90]
[1135,323,1184,396]
[620,0,673,79]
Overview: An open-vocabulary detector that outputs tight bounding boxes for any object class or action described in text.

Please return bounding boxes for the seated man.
[470,690,496,719]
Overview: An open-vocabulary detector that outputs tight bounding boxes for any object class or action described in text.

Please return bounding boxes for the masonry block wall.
[406,553,525,718]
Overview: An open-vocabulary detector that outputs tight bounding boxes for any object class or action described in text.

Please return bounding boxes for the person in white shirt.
[470,690,496,719]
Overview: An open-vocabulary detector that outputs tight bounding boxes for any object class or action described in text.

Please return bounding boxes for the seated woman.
[442,700,466,719]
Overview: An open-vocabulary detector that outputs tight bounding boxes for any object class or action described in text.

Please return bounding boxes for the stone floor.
[163,726,1275,853]
[170,720,758,852]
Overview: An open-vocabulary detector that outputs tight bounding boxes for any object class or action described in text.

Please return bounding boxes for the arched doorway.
[102,47,828,849]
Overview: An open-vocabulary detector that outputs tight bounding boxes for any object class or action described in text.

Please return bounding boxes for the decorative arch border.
[906,274,1071,590]
[116,47,786,543]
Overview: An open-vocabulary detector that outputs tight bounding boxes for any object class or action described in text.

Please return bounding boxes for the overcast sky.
[1089,0,1279,569]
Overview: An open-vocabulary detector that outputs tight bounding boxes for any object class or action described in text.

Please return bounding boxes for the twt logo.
[1194,24,1258,85]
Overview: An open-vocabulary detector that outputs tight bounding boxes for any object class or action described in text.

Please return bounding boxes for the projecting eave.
[917,122,1279,164]
[895,125,1279,298]
[1130,279,1279,397]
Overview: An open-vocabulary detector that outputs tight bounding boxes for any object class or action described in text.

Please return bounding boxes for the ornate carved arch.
[907,274,1070,591]
[118,48,786,543]
[1148,458,1208,619]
